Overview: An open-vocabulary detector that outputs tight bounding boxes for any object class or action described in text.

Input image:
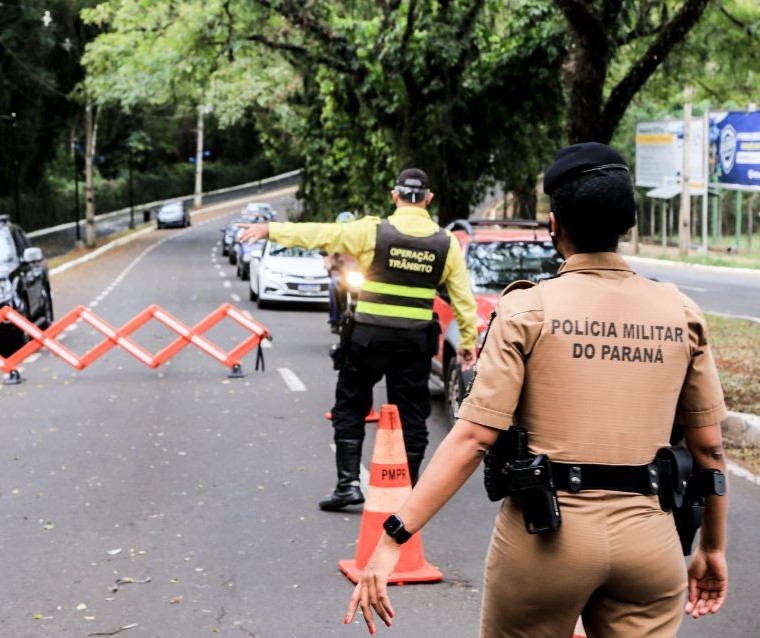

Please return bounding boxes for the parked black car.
[0,215,54,356]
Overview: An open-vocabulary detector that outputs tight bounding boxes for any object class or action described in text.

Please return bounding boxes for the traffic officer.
[344,143,729,636]
[239,168,477,511]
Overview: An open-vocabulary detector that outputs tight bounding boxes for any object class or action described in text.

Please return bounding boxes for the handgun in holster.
[329,313,355,371]
[483,426,562,534]
[656,446,726,555]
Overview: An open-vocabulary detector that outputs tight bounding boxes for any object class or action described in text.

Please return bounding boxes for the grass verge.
[707,313,760,475]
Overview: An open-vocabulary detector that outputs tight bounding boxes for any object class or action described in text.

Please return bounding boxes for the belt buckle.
[568,465,582,493]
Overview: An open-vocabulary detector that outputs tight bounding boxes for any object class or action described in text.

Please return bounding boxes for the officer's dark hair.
[550,169,636,253]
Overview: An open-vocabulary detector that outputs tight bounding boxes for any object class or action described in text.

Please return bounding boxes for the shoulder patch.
[501,279,537,297]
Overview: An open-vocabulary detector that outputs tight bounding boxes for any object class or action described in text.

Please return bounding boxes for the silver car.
[156,202,191,229]
[248,241,330,309]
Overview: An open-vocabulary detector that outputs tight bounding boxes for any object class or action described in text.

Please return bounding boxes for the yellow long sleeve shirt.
[270,206,478,350]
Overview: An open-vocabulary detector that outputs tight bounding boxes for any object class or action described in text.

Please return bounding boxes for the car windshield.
[0,230,16,264]
[268,242,321,259]
[161,204,182,214]
[466,240,562,292]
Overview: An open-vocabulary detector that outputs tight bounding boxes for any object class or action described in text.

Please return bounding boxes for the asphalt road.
[1,196,758,637]
[623,256,760,321]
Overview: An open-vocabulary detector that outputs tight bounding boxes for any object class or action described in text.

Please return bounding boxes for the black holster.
[329,313,355,371]
[656,446,726,555]
[483,427,562,534]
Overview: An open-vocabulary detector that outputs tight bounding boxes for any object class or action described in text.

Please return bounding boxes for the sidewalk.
[619,239,760,274]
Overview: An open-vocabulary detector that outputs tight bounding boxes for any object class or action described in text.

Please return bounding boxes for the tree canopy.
[3,0,758,228]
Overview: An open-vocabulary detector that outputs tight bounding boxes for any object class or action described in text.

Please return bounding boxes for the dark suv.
[0,215,54,355]
[432,219,563,425]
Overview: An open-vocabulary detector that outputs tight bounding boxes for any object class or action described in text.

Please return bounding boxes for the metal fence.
[28,170,302,259]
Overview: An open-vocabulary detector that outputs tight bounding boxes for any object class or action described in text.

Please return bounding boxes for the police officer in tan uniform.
[344,143,729,637]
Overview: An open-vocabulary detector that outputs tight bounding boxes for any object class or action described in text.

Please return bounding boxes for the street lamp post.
[72,139,82,243]
[1,112,21,224]
[128,147,135,229]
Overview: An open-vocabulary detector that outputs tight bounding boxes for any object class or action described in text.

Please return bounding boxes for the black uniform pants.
[332,324,434,454]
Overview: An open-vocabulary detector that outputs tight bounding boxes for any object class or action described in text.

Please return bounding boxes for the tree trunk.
[84,101,98,248]
[556,0,711,143]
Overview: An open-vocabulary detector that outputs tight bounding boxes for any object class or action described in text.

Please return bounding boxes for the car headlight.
[0,278,12,303]
[263,268,286,281]
[345,271,364,289]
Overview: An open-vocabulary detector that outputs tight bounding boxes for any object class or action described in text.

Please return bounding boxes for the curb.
[723,411,760,446]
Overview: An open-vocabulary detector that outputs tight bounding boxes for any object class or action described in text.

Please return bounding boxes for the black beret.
[543,142,629,195]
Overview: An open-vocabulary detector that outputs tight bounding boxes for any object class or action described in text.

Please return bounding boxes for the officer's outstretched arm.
[344,418,499,634]
[682,422,728,618]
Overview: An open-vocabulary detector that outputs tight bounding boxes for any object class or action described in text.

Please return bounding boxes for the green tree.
[556,0,715,143]
[0,0,90,226]
[248,0,567,223]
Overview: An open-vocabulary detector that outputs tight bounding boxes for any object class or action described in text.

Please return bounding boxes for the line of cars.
[220,203,332,309]
[0,214,54,357]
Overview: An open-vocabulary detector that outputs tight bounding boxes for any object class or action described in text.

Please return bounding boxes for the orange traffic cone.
[338,403,442,584]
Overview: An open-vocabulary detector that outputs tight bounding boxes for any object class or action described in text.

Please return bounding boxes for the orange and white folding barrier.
[0,303,271,381]
[339,403,442,584]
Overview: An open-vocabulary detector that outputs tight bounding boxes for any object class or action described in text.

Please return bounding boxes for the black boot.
[406,451,425,486]
[319,439,365,511]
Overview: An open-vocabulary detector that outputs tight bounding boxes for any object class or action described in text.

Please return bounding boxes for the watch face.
[384,515,402,535]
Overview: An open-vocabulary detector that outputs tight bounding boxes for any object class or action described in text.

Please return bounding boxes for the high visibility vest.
[354,220,450,329]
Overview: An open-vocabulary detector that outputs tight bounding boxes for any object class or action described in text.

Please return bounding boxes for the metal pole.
[701,110,709,253]
[128,147,135,229]
[2,112,21,224]
[736,191,743,249]
[193,105,205,210]
[72,139,81,242]
[679,87,692,257]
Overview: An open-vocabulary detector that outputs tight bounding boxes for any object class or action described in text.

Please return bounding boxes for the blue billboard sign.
[710,111,760,190]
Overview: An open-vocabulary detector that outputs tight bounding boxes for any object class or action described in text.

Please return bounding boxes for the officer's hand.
[238,222,269,244]
[457,347,476,372]
[344,534,401,634]
[685,548,728,618]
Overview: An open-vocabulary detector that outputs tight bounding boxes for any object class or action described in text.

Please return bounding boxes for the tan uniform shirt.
[459,252,727,465]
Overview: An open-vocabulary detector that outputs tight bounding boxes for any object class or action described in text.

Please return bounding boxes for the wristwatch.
[383,514,412,545]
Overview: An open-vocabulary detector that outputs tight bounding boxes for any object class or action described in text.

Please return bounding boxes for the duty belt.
[550,461,660,495]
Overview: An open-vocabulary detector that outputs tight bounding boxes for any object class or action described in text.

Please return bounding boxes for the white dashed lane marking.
[277,368,306,392]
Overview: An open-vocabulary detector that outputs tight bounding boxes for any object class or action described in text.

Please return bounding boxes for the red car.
[432,219,563,425]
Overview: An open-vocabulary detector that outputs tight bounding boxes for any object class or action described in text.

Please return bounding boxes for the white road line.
[727,460,760,486]
[678,285,707,292]
[223,281,231,288]
[230,293,241,303]
[278,367,306,392]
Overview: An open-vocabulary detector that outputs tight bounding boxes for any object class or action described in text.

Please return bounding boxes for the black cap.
[396,168,430,190]
[543,142,629,195]
[395,168,431,203]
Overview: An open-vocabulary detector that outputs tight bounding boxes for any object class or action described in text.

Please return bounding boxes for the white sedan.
[248,241,330,309]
